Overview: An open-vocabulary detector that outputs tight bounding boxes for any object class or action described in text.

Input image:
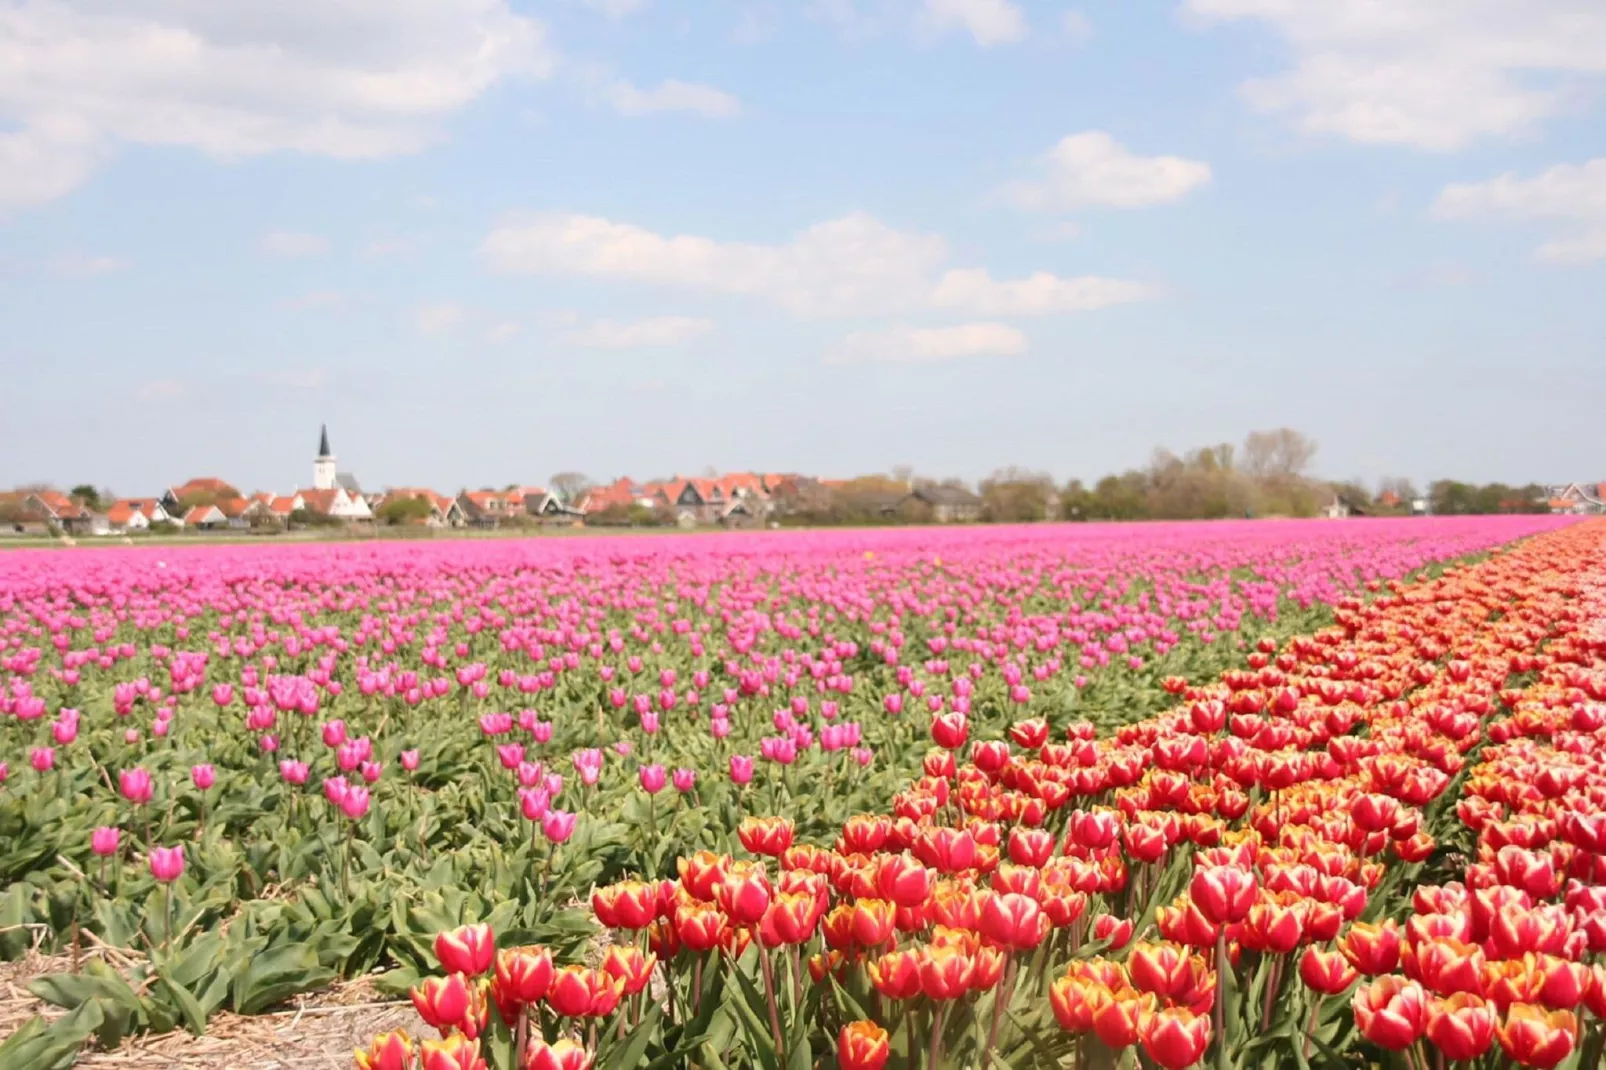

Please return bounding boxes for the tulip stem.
[987,956,1016,1056]
[758,945,785,1055]
[515,1007,528,1066]
[1300,995,1323,1060]
[1213,932,1228,1070]
[928,1002,946,1070]
[164,882,173,958]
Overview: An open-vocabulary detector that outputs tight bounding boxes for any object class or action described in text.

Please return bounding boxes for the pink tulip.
[639,764,666,794]
[519,787,551,821]
[280,760,309,784]
[211,684,234,707]
[52,719,78,744]
[640,711,660,735]
[321,720,347,747]
[340,787,371,819]
[360,761,383,783]
[542,810,577,844]
[0,762,8,784]
[400,750,420,771]
[531,720,553,744]
[260,733,279,752]
[729,755,754,785]
[191,764,216,791]
[323,776,350,805]
[149,845,185,883]
[119,767,153,804]
[91,827,121,856]
[672,768,696,793]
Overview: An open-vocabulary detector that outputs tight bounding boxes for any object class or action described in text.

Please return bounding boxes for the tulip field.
[3,516,1606,1070]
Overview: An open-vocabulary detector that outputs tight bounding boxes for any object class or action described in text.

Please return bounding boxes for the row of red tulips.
[355,522,1606,1068]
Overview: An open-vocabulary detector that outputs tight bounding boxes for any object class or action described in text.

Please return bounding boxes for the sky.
[2,0,1603,498]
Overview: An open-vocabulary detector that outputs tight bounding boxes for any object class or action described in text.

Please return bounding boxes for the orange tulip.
[435,924,495,976]
[600,946,656,997]
[354,1030,412,1070]
[1495,1003,1575,1069]
[837,1021,890,1070]
[737,816,795,857]
[420,1034,487,1070]
[1424,993,1495,1062]
[1138,1006,1212,1070]
[523,1038,593,1070]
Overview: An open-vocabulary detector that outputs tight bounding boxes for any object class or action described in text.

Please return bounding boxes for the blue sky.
[3,0,1603,498]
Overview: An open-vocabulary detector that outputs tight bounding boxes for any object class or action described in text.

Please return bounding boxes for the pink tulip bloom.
[672,768,696,793]
[340,787,371,819]
[321,720,347,747]
[119,767,153,804]
[516,761,545,787]
[729,755,754,785]
[883,693,903,715]
[149,845,185,883]
[91,827,121,856]
[0,762,7,784]
[323,776,350,805]
[519,787,551,821]
[211,684,234,707]
[614,740,633,757]
[280,760,309,784]
[640,711,660,735]
[360,761,383,783]
[710,716,731,739]
[531,720,553,744]
[191,764,216,790]
[852,746,874,767]
[260,734,279,752]
[542,810,577,844]
[400,750,420,771]
[639,764,666,794]
[52,719,78,744]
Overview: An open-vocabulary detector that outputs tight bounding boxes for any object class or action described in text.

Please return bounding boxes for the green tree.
[378,497,435,526]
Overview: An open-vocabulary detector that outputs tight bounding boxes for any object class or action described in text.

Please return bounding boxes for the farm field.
[2,515,1603,1069]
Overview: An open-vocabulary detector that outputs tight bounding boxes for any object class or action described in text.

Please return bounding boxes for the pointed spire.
[318,424,331,457]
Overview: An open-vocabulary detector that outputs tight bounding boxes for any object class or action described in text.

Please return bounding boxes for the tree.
[979,467,1054,523]
[70,484,104,510]
[1241,428,1318,480]
[378,496,434,526]
[550,472,592,504]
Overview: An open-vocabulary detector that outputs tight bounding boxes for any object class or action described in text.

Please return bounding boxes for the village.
[3,426,1602,539]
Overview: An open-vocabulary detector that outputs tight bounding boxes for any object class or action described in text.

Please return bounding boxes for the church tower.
[313,425,337,490]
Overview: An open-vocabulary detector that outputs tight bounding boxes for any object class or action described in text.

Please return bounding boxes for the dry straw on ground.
[0,945,424,1070]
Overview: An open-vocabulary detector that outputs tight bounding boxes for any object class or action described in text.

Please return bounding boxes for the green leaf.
[155,969,208,1036]
[0,1000,104,1070]
[602,1002,664,1070]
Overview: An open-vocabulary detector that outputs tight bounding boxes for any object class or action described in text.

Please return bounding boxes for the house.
[1546,483,1606,515]
[182,504,227,529]
[23,491,105,535]
[579,478,660,517]
[311,425,364,495]
[907,485,983,523]
[0,492,52,535]
[511,486,583,525]
[1321,493,1370,519]
[1376,491,1402,510]
[161,478,237,516]
[458,490,514,528]
[105,499,175,533]
[215,496,268,529]
[295,487,375,523]
[377,488,464,528]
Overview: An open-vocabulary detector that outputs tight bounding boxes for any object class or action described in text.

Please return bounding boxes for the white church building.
[298,425,373,522]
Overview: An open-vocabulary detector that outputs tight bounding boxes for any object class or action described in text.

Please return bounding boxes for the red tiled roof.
[296,489,338,514]
[33,490,87,519]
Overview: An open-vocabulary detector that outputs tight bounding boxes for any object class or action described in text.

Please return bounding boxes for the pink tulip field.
[0,515,1598,1069]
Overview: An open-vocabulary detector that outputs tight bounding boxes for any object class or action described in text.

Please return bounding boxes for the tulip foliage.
[0,516,1600,1069]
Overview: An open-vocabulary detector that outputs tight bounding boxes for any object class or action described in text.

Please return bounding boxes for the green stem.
[928,1001,947,1070]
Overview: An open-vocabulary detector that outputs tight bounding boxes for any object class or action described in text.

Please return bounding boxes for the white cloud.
[827,323,1028,364]
[1004,132,1212,211]
[260,231,331,258]
[483,211,948,317]
[1183,1,1606,150]
[931,268,1156,314]
[134,379,187,402]
[921,0,1027,46]
[415,303,467,333]
[288,290,346,310]
[611,80,742,118]
[565,316,715,348]
[50,253,126,277]
[485,321,522,344]
[483,209,1154,319]
[1433,159,1606,264]
[584,0,649,18]
[0,1,553,209]
[364,238,413,259]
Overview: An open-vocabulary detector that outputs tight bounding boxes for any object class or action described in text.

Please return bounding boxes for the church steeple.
[313,424,337,490]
